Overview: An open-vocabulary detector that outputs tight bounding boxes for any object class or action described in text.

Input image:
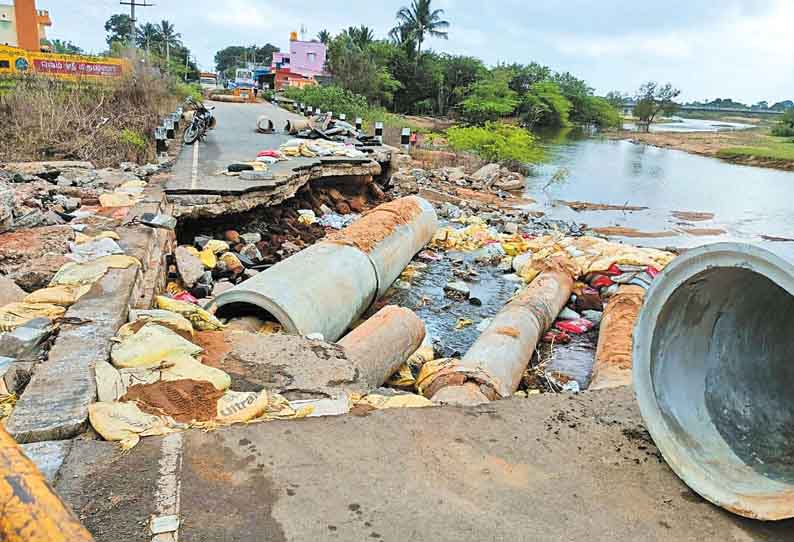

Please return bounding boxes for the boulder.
[174,246,205,287]
[471,163,501,181]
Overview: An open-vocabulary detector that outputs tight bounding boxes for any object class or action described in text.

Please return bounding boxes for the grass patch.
[717,137,794,161]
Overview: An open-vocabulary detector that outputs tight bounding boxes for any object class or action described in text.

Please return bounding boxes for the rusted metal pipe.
[589,285,645,390]
[338,305,425,389]
[426,271,574,401]
[0,426,94,541]
[634,242,794,521]
[212,196,438,342]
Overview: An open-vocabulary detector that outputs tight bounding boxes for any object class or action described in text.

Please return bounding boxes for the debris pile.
[391,162,527,195]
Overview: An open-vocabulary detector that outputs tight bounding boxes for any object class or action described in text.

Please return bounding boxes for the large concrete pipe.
[589,285,646,390]
[211,196,438,342]
[338,305,425,389]
[285,118,311,134]
[256,116,274,133]
[427,271,573,403]
[0,426,95,542]
[633,243,794,521]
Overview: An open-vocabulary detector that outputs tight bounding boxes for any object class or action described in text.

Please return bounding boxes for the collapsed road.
[0,96,793,542]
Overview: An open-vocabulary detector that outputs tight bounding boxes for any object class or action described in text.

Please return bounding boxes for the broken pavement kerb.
[633,242,794,521]
[210,196,439,341]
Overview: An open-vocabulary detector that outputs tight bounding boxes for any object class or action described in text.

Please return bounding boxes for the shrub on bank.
[0,71,181,167]
[446,122,543,164]
[283,85,380,121]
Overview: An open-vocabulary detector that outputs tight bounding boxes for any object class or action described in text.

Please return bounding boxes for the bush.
[0,71,179,166]
[772,109,794,137]
[283,85,377,121]
[519,81,572,128]
[460,75,519,125]
[174,82,202,102]
[446,122,543,164]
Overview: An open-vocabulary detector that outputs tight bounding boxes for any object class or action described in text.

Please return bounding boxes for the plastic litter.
[555,318,594,335]
[67,238,124,263]
[204,240,230,254]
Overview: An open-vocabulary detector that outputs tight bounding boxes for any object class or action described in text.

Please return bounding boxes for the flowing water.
[525,127,794,250]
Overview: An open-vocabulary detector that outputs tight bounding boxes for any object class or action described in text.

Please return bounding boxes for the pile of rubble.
[391,162,527,194]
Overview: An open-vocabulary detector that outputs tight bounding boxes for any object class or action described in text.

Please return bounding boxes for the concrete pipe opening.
[633,243,794,520]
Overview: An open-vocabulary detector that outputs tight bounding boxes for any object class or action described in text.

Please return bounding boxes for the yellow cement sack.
[387,344,434,390]
[155,296,224,331]
[23,284,92,307]
[118,310,194,340]
[95,360,126,402]
[215,390,271,424]
[88,401,176,450]
[204,240,230,254]
[99,192,139,208]
[355,392,433,410]
[0,302,66,331]
[74,231,120,245]
[119,354,231,391]
[199,248,217,269]
[50,255,140,286]
[111,323,203,369]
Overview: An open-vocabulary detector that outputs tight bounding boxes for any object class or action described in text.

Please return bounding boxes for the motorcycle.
[182,97,216,145]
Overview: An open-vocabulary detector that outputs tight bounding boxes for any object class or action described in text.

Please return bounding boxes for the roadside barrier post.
[339,113,347,122]
[164,118,175,140]
[401,127,411,151]
[155,127,167,154]
[355,118,363,131]
[375,121,383,143]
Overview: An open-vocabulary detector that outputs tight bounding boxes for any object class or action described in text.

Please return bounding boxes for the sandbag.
[119,354,231,391]
[204,240,230,254]
[215,390,271,424]
[95,360,126,402]
[0,302,66,331]
[99,192,139,208]
[23,284,91,307]
[199,247,217,269]
[50,255,140,286]
[354,391,433,410]
[88,401,176,450]
[74,231,120,245]
[155,295,224,331]
[111,323,203,369]
[118,310,194,340]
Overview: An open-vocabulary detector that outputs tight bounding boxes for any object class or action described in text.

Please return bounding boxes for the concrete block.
[20,440,73,483]
[6,267,137,443]
[3,360,34,395]
[0,324,52,360]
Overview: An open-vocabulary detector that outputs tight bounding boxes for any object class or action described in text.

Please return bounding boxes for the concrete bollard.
[633,242,794,521]
[0,426,95,541]
[374,121,383,143]
[401,128,411,152]
[154,126,167,154]
[339,113,347,121]
[306,106,313,117]
[589,285,645,390]
[355,117,363,131]
[327,111,333,119]
[338,305,425,389]
[171,112,180,133]
[426,271,574,402]
[164,117,175,140]
[211,196,438,342]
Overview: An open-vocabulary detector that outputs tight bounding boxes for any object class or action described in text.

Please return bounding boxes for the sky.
[37,0,794,104]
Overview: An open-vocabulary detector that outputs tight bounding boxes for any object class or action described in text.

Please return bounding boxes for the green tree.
[326,36,401,107]
[157,20,182,65]
[520,81,572,127]
[254,43,279,66]
[104,14,132,47]
[49,39,83,55]
[634,81,681,124]
[505,62,551,94]
[605,91,629,108]
[344,25,376,49]
[438,54,486,115]
[135,23,160,56]
[460,72,518,124]
[391,0,450,68]
[317,30,331,44]
[772,109,794,137]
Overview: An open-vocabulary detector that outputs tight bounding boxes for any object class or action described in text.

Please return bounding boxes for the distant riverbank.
[610,127,794,172]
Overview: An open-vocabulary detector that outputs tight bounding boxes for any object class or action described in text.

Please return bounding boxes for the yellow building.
[0,0,52,51]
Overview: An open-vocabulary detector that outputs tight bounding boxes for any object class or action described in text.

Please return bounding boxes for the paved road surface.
[54,388,794,541]
[170,100,302,192]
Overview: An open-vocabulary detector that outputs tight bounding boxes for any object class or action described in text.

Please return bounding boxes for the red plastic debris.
[257,150,281,158]
[590,275,614,288]
[542,330,571,344]
[555,318,595,335]
[645,266,660,279]
[173,291,199,304]
[605,263,622,276]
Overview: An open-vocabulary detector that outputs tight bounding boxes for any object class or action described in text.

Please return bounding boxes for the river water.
[525,127,794,250]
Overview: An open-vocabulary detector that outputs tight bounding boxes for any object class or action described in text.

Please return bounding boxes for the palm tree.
[135,23,160,56]
[50,39,83,55]
[317,29,331,45]
[157,20,181,64]
[347,25,375,49]
[391,0,449,67]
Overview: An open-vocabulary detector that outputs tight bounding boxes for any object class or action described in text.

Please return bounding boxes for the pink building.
[272,34,327,78]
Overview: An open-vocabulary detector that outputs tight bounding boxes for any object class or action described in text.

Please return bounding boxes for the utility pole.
[119,0,154,46]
